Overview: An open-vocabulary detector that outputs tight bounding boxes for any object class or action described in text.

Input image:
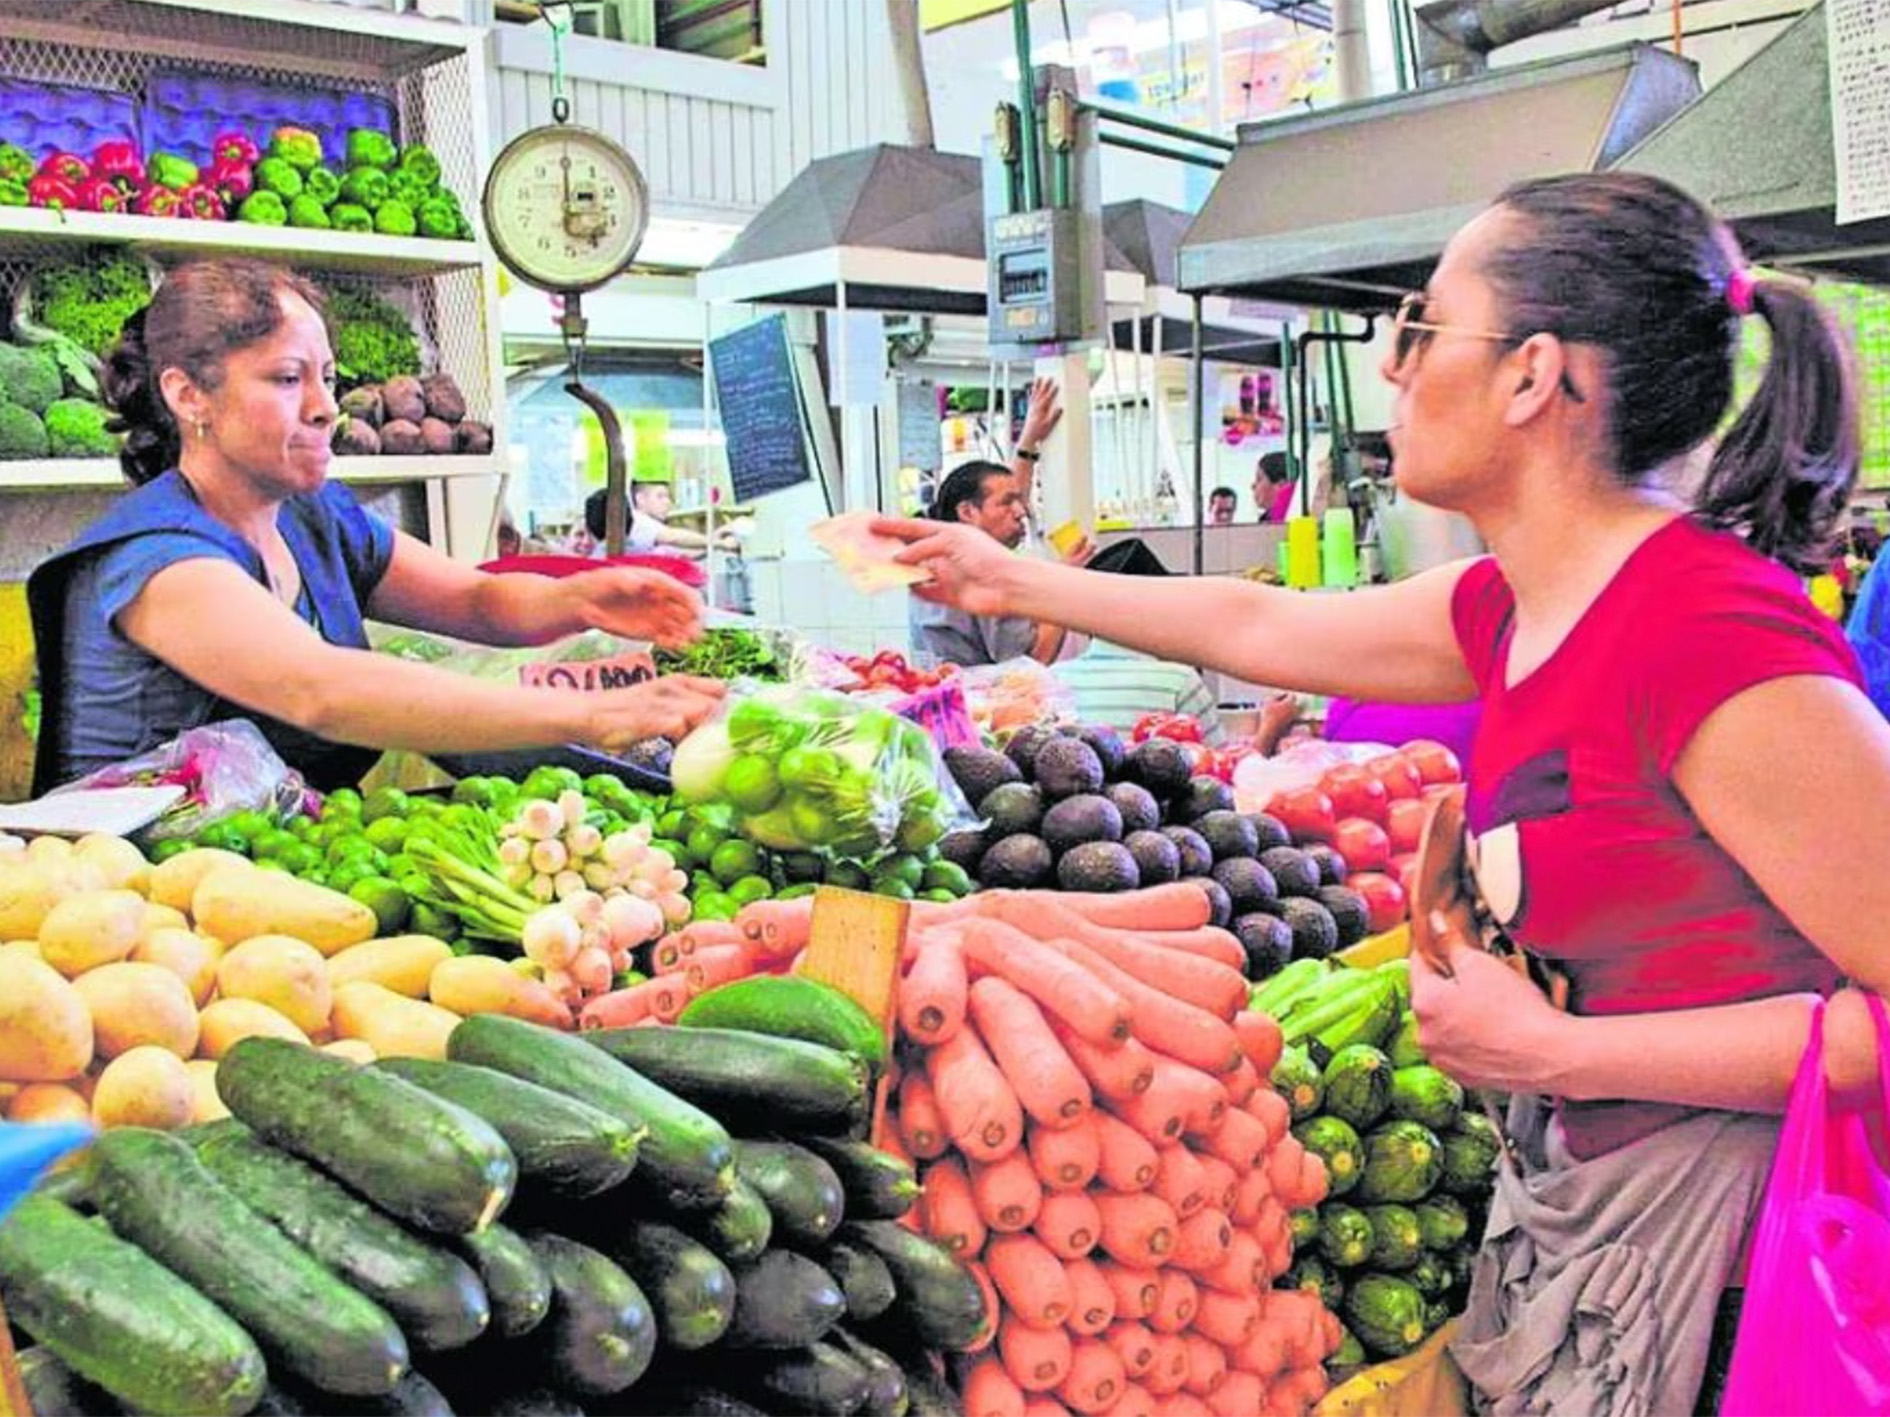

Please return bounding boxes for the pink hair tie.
[1726,267,1759,317]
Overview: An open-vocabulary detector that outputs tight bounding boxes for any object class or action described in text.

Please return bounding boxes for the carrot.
[1233,1008,1285,1075]
[1091,1112,1160,1192]
[1103,1320,1158,1379]
[959,919,1132,1046]
[1211,1371,1266,1417]
[1163,1395,1214,1417]
[1054,1025,1156,1103]
[928,1022,1025,1162]
[1201,1106,1269,1171]
[964,1356,1029,1417]
[1150,1145,1209,1219]
[1096,1264,1160,1322]
[899,1071,950,1160]
[1266,1291,1328,1367]
[1143,1334,1191,1397]
[984,896,1244,1019]
[1029,883,1212,932]
[651,936,689,974]
[1247,1085,1292,1149]
[1056,1338,1128,1416]
[1265,1132,1323,1210]
[1198,1228,1264,1296]
[649,974,691,1022]
[1024,1400,1076,1417]
[1193,1290,1260,1348]
[1159,1060,1229,1139]
[1000,1319,1075,1393]
[1047,937,1243,1075]
[972,1151,1046,1234]
[1222,1056,1259,1108]
[1033,1190,1103,1260]
[1257,1198,1293,1282]
[683,943,750,994]
[576,979,659,1030]
[1181,1335,1227,1397]
[1270,1366,1329,1417]
[1137,926,1246,972]
[1064,1257,1117,1337]
[1147,1268,1198,1335]
[966,1259,1000,1353]
[902,931,970,1045]
[1231,1320,1290,1379]
[1194,1154,1239,1215]
[985,1233,1075,1327]
[1029,1113,1101,1192]
[737,899,814,963]
[1093,1193,1178,1269]
[1097,1382,1156,1417]
[1106,1069,1191,1146]
[1171,1207,1233,1275]
[922,1155,988,1256]
[1232,1165,1271,1227]
[969,976,1093,1129]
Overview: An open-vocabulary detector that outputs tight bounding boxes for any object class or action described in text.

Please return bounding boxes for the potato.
[217,934,332,1034]
[0,861,73,940]
[132,927,222,1006]
[184,1058,230,1123]
[7,1081,91,1125]
[74,962,200,1060]
[73,834,151,895]
[25,835,72,864]
[321,1039,377,1065]
[92,1046,194,1130]
[192,867,376,955]
[0,954,94,1082]
[331,981,459,1061]
[197,998,310,1059]
[430,954,572,1029]
[38,889,147,977]
[149,847,251,913]
[1,939,41,961]
[327,935,453,999]
[141,902,190,939]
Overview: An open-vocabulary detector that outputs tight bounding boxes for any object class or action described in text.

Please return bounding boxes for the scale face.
[482,122,649,293]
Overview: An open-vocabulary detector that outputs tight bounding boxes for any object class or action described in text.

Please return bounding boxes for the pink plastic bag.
[1721,993,1890,1417]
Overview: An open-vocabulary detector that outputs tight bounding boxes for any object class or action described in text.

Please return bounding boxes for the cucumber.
[18,1344,143,1417]
[217,1037,515,1235]
[527,1231,657,1396]
[733,1342,872,1416]
[822,1241,898,1322]
[626,1387,769,1417]
[277,1370,455,1417]
[903,1364,959,1417]
[375,1057,642,1198]
[734,1140,846,1248]
[449,1014,734,1210]
[31,1165,90,1209]
[458,1222,553,1338]
[679,1175,774,1262]
[832,1329,909,1417]
[587,1026,869,1136]
[839,1221,988,1353]
[489,1389,587,1417]
[192,1122,490,1353]
[88,1128,409,1396]
[601,1220,736,1351]
[799,1137,920,1220]
[678,975,889,1066]
[725,1248,847,1349]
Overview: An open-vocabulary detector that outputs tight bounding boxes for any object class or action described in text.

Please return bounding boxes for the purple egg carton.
[0,78,139,165]
[140,69,397,173]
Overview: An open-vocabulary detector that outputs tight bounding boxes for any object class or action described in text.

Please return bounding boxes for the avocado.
[979,782,1045,838]
[1004,725,1059,778]
[1041,795,1124,854]
[1210,856,1280,915]
[1105,782,1162,834]
[937,830,989,875]
[979,835,1054,888]
[1304,843,1350,887]
[1160,825,1214,877]
[1280,897,1340,960]
[1125,830,1181,885]
[1032,737,1106,801]
[1232,912,1294,979]
[1249,813,1293,852]
[1124,739,1192,800]
[1196,878,1233,929]
[943,747,1020,808]
[1195,810,1260,862]
[1260,847,1321,899]
[1056,841,1141,894]
[1180,776,1236,821]
[1075,725,1127,780]
[1318,886,1371,947]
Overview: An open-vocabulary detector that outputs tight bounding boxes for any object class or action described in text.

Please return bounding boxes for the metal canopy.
[1176,42,1700,310]
[1105,198,1284,366]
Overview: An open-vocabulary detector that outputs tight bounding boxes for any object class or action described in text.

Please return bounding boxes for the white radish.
[629,880,658,901]
[518,799,563,841]
[601,893,664,949]
[603,833,648,873]
[557,790,588,830]
[563,889,605,928]
[628,821,654,845]
[523,907,583,969]
[528,873,557,903]
[660,868,689,895]
[565,824,604,860]
[569,947,612,996]
[530,838,569,875]
[542,967,581,1008]
[659,892,691,925]
[497,836,531,867]
[583,862,617,891]
[553,870,587,901]
[503,861,534,890]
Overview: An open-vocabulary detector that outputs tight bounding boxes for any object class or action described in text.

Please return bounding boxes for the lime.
[825,860,871,891]
[787,798,835,848]
[349,877,411,934]
[225,809,274,842]
[253,859,291,875]
[287,815,316,839]
[684,825,725,869]
[776,883,819,901]
[384,852,417,880]
[879,854,926,891]
[451,777,499,808]
[650,838,687,865]
[325,861,369,896]
[872,878,916,901]
[364,816,410,851]
[407,798,445,821]
[148,838,192,863]
[726,874,774,906]
[656,809,689,840]
[779,852,824,884]
[273,841,320,876]
[778,746,843,791]
[921,888,960,904]
[194,822,249,854]
[897,812,946,853]
[408,902,459,942]
[362,787,410,824]
[724,756,783,815]
[710,840,763,887]
[921,861,973,896]
[692,892,738,923]
[690,871,720,899]
[327,835,378,864]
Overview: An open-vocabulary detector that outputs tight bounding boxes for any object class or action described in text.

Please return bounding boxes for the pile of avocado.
[937,725,1373,978]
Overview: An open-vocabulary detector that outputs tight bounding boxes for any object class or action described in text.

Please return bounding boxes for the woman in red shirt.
[876,173,1889,1414]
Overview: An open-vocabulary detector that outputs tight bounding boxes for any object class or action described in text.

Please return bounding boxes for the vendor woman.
[28,258,725,795]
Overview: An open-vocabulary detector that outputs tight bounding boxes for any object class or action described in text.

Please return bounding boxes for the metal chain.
[540,1,573,123]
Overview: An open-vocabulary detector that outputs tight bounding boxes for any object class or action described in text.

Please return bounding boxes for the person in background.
[583,479,736,557]
[494,507,523,561]
[909,460,1054,668]
[1253,451,1296,522]
[1005,375,1064,529]
[1208,486,1238,525]
[29,258,724,795]
[1847,544,1890,719]
[876,172,1888,1415]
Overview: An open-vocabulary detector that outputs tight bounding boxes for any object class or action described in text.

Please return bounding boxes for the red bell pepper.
[212,130,261,169]
[76,175,130,214]
[206,159,254,203]
[179,183,225,221]
[133,183,183,218]
[27,173,78,209]
[36,151,88,185]
[89,139,144,188]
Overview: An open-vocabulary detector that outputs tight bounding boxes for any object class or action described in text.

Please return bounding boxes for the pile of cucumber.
[0,1009,987,1417]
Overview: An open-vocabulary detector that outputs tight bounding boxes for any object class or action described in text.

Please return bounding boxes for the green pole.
[1011,0,1041,211]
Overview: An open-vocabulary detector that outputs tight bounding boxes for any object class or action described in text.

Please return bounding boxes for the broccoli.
[43,399,116,458]
[287,194,331,229]
[253,156,304,200]
[0,403,50,459]
[32,251,153,359]
[325,287,421,388]
[329,202,374,233]
[0,344,64,415]
[346,128,397,171]
[373,199,416,237]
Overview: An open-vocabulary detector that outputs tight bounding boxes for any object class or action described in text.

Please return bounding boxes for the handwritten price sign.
[519,649,657,691]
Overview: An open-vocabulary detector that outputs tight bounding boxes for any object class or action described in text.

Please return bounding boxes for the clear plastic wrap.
[49,719,312,840]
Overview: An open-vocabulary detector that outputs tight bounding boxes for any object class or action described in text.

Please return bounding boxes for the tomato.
[1402,738,1463,785]
[1331,817,1391,872]
[1175,741,1213,774]
[1349,871,1409,934]
[1321,764,1389,824]
[1267,786,1337,844]
[1419,782,1459,806]
[1367,752,1424,802]
[1385,797,1428,855]
[1389,851,1419,901]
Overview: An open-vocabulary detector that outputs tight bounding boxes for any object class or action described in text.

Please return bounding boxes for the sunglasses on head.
[1391,292,1586,403]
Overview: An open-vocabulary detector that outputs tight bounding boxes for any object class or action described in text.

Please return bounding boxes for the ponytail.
[100,307,178,487]
[1694,279,1858,575]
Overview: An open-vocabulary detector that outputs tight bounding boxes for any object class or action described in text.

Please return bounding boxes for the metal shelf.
[0,454,503,492]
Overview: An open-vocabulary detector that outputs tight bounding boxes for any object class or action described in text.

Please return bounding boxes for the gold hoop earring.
[193,418,208,440]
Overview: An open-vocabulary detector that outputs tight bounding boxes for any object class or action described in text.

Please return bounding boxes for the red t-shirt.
[1450,515,1862,1157]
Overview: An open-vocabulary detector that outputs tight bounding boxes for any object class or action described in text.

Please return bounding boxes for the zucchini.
[192,1122,490,1353]
[725,1248,847,1349]
[375,1057,642,1198]
[253,1387,309,1415]
[735,1140,846,1248]
[489,1389,587,1417]
[458,1222,553,1338]
[17,1345,134,1417]
[732,1342,872,1416]
[527,1231,657,1396]
[587,1026,869,1136]
[31,1165,90,1209]
[217,1037,515,1235]
[839,1221,988,1352]
[277,1370,455,1417]
[800,1137,920,1220]
[602,1220,736,1351]
[822,1241,898,1322]
[449,1014,734,1210]
[903,1363,958,1417]
[832,1329,909,1417]
[679,1175,774,1262]
[678,974,889,1066]
[88,1128,409,1396]
[625,1387,769,1417]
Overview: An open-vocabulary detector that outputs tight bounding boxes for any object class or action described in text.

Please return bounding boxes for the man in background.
[1208,487,1238,525]
[584,476,736,556]
[910,461,1061,668]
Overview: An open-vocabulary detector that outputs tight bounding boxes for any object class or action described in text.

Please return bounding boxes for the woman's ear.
[158,366,206,431]
[1502,334,1569,427]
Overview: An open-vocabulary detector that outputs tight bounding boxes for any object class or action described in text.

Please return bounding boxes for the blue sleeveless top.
[1849,551,1890,720]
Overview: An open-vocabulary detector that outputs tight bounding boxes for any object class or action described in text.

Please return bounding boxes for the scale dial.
[482,123,649,293]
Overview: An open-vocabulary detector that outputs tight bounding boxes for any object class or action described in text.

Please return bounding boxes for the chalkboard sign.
[709,313,817,503]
